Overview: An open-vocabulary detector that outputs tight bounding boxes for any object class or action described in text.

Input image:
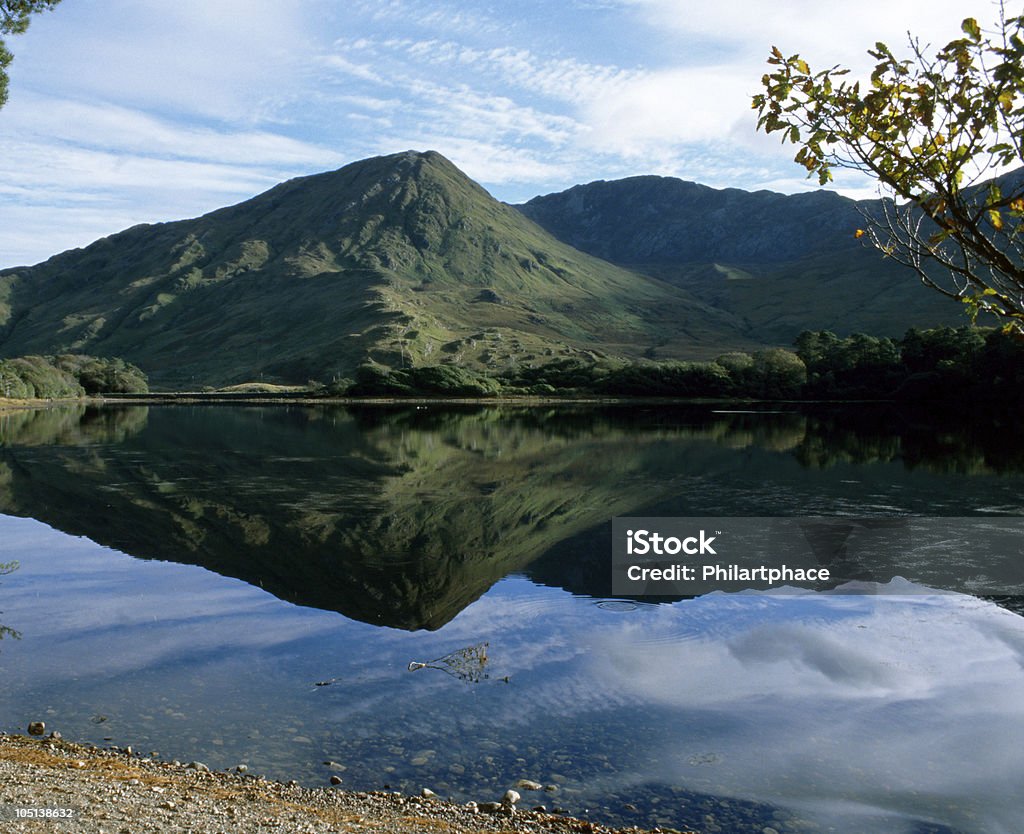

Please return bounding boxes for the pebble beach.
[0,733,689,834]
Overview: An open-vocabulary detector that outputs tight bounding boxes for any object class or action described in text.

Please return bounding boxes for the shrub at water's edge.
[3,328,1014,403]
[0,354,148,399]
[339,326,1024,403]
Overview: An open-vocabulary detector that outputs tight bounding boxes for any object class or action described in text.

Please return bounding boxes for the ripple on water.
[594,599,640,612]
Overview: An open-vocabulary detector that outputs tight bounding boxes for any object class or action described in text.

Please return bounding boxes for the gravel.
[0,734,690,834]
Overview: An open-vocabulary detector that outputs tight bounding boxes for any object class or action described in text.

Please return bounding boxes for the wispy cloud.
[0,92,345,266]
[627,0,980,67]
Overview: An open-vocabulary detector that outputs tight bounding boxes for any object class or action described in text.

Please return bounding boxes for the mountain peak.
[517,174,862,265]
[0,151,737,387]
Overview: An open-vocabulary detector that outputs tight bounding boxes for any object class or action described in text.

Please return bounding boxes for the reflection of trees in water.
[346,403,1024,475]
[1,402,1023,630]
[0,560,22,646]
[3,401,1021,475]
[791,406,1024,475]
[0,405,149,447]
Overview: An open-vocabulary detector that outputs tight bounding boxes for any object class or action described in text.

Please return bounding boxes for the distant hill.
[0,151,748,388]
[517,175,966,341]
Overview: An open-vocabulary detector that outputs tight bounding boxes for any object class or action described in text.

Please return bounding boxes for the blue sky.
[0,0,978,267]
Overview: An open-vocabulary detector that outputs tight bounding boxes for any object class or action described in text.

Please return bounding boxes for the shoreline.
[1,392,888,412]
[0,733,683,834]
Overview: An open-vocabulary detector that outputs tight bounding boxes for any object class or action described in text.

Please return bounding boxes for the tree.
[1,0,61,109]
[753,5,1024,334]
[749,348,807,398]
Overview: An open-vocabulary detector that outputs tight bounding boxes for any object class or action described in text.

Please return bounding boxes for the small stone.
[421,788,436,798]
[464,801,478,812]
[123,746,132,756]
[48,731,62,740]
[330,775,343,786]
[532,805,547,813]
[235,764,248,773]
[27,721,45,736]
[502,789,521,806]
[186,761,209,772]
[516,779,543,791]
[479,802,503,813]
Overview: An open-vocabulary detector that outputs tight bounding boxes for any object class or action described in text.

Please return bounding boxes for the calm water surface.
[1,404,1023,834]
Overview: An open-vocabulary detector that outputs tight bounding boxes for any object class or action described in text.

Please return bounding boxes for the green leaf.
[961,17,981,42]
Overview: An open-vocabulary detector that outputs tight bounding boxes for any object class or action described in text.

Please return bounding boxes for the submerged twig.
[407,642,491,684]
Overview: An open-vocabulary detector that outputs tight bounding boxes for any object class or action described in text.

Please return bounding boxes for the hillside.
[0,152,747,388]
[517,176,966,340]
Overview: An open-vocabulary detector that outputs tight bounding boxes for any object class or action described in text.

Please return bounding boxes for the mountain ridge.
[1,150,970,387]
[517,173,866,264]
[515,173,965,340]
[0,151,749,387]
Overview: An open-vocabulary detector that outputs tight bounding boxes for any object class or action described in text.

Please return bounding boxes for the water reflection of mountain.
[1,403,1023,629]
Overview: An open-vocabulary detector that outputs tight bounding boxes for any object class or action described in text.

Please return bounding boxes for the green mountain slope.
[517,176,968,340]
[0,151,748,388]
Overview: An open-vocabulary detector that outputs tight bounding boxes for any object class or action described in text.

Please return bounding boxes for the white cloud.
[318,53,389,86]
[353,0,502,37]
[370,133,570,190]
[17,0,316,122]
[568,0,985,190]
[7,96,345,169]
[1,0,995,266]
[581,589,1024,831]
[628,0,978,67]
[0,93,347,267]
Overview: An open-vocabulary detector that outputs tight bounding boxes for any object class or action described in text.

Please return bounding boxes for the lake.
[1,403,1023,834]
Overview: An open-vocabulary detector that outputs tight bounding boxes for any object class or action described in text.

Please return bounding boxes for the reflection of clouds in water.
[7,514,1024,831]
[588,585,1024,833]
[1,515,339,682]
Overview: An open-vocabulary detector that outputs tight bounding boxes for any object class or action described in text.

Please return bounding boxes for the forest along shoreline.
[0,733,681,834]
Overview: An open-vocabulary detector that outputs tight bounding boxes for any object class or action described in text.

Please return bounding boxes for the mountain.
[517,176,966,340]
[0,151,749,388]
